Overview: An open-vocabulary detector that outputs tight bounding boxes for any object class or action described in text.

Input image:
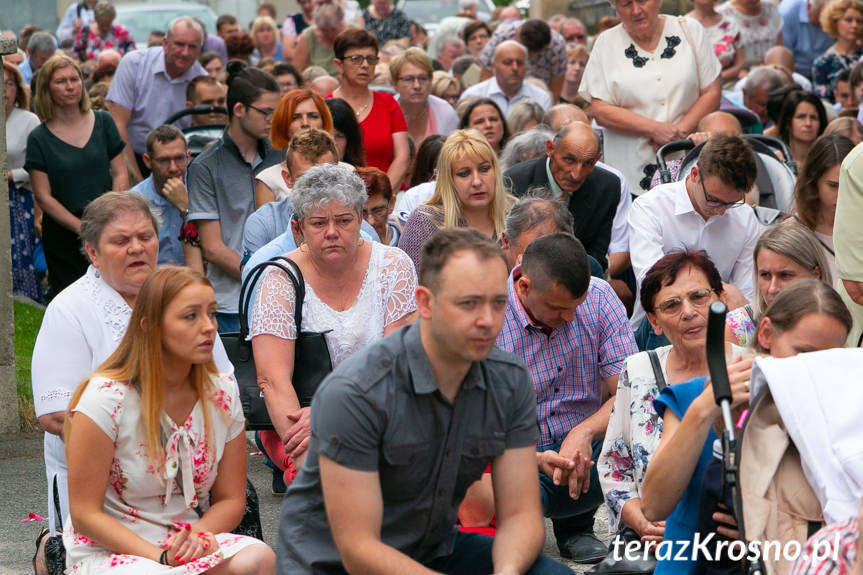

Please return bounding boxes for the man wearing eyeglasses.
[628,133,762,330]
[187,66,282,333]
[130,125,191,265]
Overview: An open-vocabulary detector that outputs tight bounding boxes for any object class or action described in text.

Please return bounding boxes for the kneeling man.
[277,228,572,575]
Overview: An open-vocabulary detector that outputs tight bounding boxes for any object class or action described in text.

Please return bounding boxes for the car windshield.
[400,0,464,22]
[117,7,216,46]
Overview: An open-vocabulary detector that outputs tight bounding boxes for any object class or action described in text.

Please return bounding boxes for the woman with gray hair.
[73,1,136,62]
[506,100,545,136]
[499,127,554,172]
[30,192,235,552]
[293,0,347,77]
[250,163,418,487]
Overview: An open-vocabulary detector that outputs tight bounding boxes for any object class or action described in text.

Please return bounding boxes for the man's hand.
[283,407,311,462]
[558,427,594,499]
[162,178,189,213]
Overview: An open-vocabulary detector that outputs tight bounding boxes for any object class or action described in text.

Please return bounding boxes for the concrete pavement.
[0,431,610,574]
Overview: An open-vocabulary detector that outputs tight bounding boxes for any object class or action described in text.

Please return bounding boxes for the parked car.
[395,0,496,35]
[115,2,218,46]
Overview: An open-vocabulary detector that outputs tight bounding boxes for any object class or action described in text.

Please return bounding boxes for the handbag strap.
[677,16,700,88]
[647,349,667,391]
[238,256,307,340]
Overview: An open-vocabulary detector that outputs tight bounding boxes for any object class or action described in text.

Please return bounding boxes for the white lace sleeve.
[249,265,298,340]
[381,246,418,327]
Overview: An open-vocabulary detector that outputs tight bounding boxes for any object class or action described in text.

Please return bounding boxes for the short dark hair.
[640,251,724,314]
[216,14,237,32]
[518,20,551,53]
[461,20,491,43]
[272,62,303,87]
[834,67,852,88]
[186,74,220,101]
[145,124,186,156]
[698,133,757,193]
[225,60,279,120]
[419,229,506,292]
[504,197,573,246]
[458,97,511,148]
[334,28,378,60]
[777,90,828,145]
[521,233,590,298]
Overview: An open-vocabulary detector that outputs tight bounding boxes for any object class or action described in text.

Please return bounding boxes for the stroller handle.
[656,139,694,184]
[165,105,229,126]
[707,301,736,440]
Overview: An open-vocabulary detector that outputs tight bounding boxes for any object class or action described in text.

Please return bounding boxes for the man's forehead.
[438,251,507,287]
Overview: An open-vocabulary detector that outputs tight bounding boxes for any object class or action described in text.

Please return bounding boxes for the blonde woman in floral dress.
[63,267,273,574]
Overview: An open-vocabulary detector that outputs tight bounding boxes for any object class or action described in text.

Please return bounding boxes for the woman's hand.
[283,406,311,462]
[649,122,687,148]
[164,525,220,565]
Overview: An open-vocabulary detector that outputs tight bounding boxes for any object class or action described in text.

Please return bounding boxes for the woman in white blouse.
[580,0,721,194]
[31,193,234,539]
[250,164,417,487]
[5,61,42,301]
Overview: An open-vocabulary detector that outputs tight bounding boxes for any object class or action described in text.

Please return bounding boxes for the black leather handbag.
[222,256,333,431]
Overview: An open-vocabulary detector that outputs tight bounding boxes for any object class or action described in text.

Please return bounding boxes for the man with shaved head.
[504,122,621,271]
[460,40,551,114]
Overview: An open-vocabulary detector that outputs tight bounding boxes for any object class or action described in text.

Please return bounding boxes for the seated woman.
[398,129,514,272]
[599,251,734,548]
[726,220,833,346]
[641,278,852,575]
[357,166,399,246]
[777,90,828,168]
[792,133,856,285]
[506,100,544,135]
[64,266,274,574]
[250,163,417,486]
[256,89,333,207]
[31,193,237,555]
[324,98,366,167]
[458,98,510,156]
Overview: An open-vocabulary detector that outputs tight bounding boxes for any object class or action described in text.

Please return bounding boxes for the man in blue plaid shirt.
[497,232,638,563]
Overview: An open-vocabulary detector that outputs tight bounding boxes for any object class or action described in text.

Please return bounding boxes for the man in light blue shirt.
[19,32,56,85]
[56,0,96,42]
[130,125,190,265]
[107,16,207,180]
[779,0,833,80]
[459,40,551,115]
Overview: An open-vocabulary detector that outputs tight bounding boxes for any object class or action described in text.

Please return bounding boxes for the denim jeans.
[425,532,574,574]
[538,439,605,544]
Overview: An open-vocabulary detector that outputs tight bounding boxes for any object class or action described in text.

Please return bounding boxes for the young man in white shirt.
[628,134,763,329]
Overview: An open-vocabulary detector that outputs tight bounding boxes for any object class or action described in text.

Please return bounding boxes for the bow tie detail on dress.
[162,417,198,509]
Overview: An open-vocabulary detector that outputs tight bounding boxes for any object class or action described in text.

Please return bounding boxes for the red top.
[327,91,407,173]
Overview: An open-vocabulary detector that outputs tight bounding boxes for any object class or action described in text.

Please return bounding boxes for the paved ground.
[0,431,611,574]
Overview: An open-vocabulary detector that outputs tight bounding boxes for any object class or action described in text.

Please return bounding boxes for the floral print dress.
[598,346,672,533]
[64,374,265,574]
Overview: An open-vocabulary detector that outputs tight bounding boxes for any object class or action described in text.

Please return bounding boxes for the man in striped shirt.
[497,232,638,563]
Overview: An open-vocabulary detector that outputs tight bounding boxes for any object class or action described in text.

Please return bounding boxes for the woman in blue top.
[640,279,852,575]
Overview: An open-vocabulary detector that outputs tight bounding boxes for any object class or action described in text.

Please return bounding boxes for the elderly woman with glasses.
[250,163,417,487]
[390,47,459,147]
[328,28,410,190]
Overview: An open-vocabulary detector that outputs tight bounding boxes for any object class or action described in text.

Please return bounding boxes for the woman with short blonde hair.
[398,129,515,271]
[250,15,283,64]
[390,47,459,146]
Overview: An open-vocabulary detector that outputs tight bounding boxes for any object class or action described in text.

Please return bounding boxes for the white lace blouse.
[249,242,418,367]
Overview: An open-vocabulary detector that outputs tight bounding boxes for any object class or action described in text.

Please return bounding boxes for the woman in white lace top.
[250,163,418,486]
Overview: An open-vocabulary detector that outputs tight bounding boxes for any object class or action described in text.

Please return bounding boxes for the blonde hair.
[820,0,863,38]
[251,15,280,40]
[431,71,459,98]
[64,267,220,478]
[33,55,90,122]
[389,46,433,82]
[425,129,514,235]
[565,43,589,61]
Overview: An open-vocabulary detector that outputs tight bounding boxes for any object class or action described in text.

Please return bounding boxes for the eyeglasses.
[151,154,189,167]
[247,104,276,118]
[397,75,429,85]
[362,204,389,219]
[654,288,715,315]
[699,171,744,209]
[341,55,380,66]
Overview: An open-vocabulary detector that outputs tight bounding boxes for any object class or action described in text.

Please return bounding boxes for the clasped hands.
[160,522,219,566]
[537,428,594,500]
[281,406,311,464]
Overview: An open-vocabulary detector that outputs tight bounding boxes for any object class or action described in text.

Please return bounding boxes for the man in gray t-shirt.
[277,229,573,575]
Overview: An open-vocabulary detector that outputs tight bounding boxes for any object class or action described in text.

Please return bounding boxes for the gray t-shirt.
[277,322,539,573]
[187,132,282,314]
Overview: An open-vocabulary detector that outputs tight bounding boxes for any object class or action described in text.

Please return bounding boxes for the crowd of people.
[8,0,863,573]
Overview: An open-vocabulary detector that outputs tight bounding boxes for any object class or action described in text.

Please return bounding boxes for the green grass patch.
[14,300,44,431]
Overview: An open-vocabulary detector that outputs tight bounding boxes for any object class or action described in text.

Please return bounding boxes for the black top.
[505,156,621,270]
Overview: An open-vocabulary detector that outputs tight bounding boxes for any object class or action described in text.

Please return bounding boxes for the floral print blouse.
[598,346,672,534]
[812,49,863,103]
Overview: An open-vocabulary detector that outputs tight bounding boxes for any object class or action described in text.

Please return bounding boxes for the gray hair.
[507,100,545,135]
[458,0,478,8]
[314,1,345,29]
[451,54,479,76]
[28,31,56,54]
[80,191,159,253]
[442,36,466,51]
[93,1,116,20]
[500,127,553,171]
[166,16,204,44]
[743,66,785,96]
[291,164,368,221]
[751,220,833,315]
[504,195,573,246]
